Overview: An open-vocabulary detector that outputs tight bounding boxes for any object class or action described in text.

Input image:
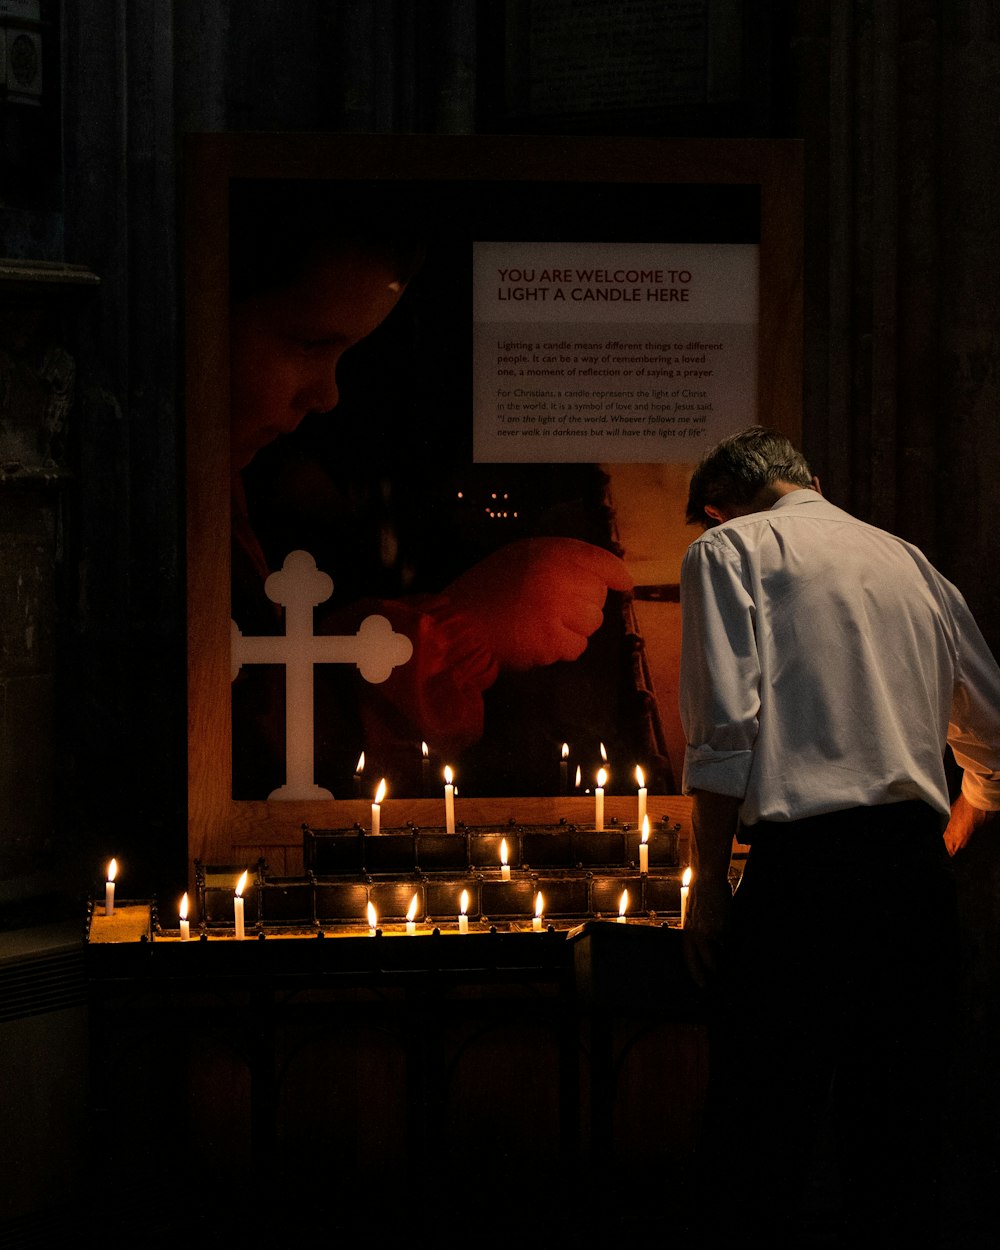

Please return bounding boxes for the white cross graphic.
[231,549,413,800]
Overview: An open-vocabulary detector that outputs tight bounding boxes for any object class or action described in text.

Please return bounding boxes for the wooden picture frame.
[184,133,801,874]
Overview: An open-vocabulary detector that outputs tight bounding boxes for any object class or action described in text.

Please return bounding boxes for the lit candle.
[406,893,418,934]
[371,776,387,836]
[421,740,430,796]
[367,901,378,935]
[533,891,544,931]
[444,765,456,834]
[353,750,365,797]
[618,888,629,924]
[105,858,117,916]
[680,867,692,928]
[560,742,569,795]
[595,767,607,831]
[458,888,469,933]
[635,764,647,830]
[179,892,190,941]
[639,815,650,874]
[500,837,511,881]
[574,765,582,791]
[234,870,248,940]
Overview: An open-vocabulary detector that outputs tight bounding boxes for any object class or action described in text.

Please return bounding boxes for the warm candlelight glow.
[367,901,378,932]
[597,767,608,788]
[458,888,469,933]
[374,777,387,804]
[600,741,608,763]
[460,888,469,915]
[641,816,650,845]
[444,765,453,785]
[680,866,692,929]
[561,741,569,759]
[421,740,429,758]
[107,858,118,883]
[104,858,117,916]
[235,871,248,898]
[179,892,189,920]
[682,866,692,887]
[635,765,644,788]
[618,888,629,922]
[406,894,418,923]
[355,751,365,773]
[575,765,582,789]
[179,891,190,941]
[533,891,544,930]
[639,814,650,873]
[500,837,511,880]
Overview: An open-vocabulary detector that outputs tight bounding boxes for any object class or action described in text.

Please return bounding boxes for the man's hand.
[683,789,741,987]
[444,538,633,671]
[944,790,996,856]
[683,876,733,988]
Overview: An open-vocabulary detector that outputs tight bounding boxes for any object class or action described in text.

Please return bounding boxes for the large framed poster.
[184,134,801,871]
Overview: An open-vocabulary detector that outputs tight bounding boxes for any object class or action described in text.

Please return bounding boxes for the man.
[678,427,1000,1247]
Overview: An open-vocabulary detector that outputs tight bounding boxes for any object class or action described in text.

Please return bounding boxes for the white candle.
[533,891,544,931]
[368,901,378,935]
[618,888,629,924]
[595,767,607,831]
[105,858,117,916]
[458,888,469,933]
[635,765,647,830]
[406,893,418,934]
[500,837,511,881]
[639,814,650,874]
[444,765,456,834]
[234,870,248,940]
[371,776,387,836]
[179,892,190,941]
[680,867,692,929]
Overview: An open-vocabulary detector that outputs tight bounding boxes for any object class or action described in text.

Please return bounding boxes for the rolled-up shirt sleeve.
[679,536,761,799]
[947,590,1000,810]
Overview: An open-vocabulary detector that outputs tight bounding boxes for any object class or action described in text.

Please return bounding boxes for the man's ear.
[810,475,823,496]
[704,504,728,525]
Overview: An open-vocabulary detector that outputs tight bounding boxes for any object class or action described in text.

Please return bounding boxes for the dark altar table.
[85,910,707,1240]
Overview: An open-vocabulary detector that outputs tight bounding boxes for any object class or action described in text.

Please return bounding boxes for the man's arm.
[684,789,741,987]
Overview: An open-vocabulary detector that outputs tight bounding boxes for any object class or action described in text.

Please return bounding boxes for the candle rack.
[171,818,690,937]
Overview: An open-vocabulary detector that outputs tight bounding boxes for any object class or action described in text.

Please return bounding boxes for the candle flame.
[619,888,629,917]
[235,870,248,898]
[179,892,189,921]
[641,815,650,844]
[367,901,378,929]
[635,764,645,788]
[682,866,693,887]
[444,765,454,785]
[500,837,509,867]
[574,765,582,788]
[597,767,608,788]
[374,777,387,805]
[561,741,569,759]
[534,891,544,919]
[600,741,608,762]
[421,740,429,758]
[107,858,117,883]
[355,750,365,773]
[406,893,418,924]
[460,888,469,916]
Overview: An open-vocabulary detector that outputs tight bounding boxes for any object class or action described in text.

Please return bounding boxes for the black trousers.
[693,801,959,1249]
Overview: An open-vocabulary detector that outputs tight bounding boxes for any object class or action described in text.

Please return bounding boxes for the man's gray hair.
[686,426,813,526]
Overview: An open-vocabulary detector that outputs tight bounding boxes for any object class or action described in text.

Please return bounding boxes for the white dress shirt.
[680,489,1000,825]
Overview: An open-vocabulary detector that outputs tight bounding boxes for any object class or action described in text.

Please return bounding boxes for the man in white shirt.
[679,427,1000,1248]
